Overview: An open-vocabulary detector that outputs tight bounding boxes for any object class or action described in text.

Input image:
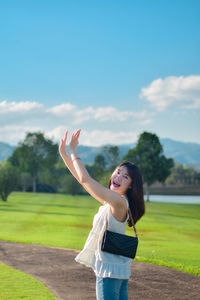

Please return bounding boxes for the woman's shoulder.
[121,195,129,208]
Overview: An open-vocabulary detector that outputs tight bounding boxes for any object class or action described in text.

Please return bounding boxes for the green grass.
[131,201,200,275]
[0,262,56,299]
[0,192,200,276]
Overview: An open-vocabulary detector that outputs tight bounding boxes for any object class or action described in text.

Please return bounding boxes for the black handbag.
[101,208,138,259]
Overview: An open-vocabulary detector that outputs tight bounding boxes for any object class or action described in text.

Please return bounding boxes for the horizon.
[1,135,200,148]
[0,0,199,146]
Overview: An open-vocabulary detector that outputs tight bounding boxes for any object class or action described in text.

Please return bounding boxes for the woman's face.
[110,165,132,195]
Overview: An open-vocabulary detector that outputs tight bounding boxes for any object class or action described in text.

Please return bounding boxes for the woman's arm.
[59,131,81,183]
[67,129,127,216]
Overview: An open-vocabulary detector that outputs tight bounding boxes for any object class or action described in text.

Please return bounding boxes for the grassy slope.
[0,192,199,276]
[0,262,56,299]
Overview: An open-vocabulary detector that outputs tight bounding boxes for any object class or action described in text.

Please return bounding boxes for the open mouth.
[112,181,120,188]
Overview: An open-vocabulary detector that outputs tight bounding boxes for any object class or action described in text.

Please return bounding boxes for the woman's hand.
[69,129,81,155]
[59,130,68,158]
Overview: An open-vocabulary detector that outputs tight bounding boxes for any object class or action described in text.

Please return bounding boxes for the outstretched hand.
[59,130,68,157]
[59,129,81,158]
[69,129,81,155]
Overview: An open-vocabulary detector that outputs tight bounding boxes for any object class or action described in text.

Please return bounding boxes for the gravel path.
[0,241,199,300]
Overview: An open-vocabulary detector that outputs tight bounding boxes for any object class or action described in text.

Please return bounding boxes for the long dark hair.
[109,161,145,226]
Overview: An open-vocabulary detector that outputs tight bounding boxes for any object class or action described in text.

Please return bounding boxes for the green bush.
[59,174,83,195]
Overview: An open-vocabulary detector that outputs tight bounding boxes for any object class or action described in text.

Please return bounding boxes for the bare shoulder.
[109,195,128,222]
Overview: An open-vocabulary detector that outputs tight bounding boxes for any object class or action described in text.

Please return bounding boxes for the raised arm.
[59,130,81,183]
[63,129,127,218]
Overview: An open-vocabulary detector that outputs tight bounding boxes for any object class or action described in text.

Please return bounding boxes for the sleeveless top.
[75,198,132,279]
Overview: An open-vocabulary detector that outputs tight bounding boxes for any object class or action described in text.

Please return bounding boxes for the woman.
[59,129,145,300]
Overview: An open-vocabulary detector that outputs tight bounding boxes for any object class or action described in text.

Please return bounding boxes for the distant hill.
[0,139,200,167]
[75,139,200,167]
[75,144,135,165]
[160,139,200,167]
[76,139,200,167]
[0,142,16,161]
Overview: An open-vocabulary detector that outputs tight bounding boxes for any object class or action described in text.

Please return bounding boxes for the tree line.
[0,131,199,202]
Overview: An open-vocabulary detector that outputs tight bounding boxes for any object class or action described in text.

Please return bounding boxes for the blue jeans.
[96,277,129,300]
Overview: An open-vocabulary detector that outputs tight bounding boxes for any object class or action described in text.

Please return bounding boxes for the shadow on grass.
[0,202,96,210]
[18,202,94,209]
[0,208,86,217]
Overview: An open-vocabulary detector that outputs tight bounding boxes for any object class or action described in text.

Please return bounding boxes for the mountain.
[0,139,200,167]
[77,139,200,167]
[75,144,136,165]
[0,142,16,161]
[160,139,200,167]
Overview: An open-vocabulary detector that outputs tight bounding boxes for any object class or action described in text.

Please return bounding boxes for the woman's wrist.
[70,152,79,161]
[72,156,80,162]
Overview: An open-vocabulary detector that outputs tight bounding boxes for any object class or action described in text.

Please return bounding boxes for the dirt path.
[0,241,199,300]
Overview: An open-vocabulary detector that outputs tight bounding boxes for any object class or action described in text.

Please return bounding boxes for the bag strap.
[128,207,138,238]
[121,195,138,238]
[104,200,138,238]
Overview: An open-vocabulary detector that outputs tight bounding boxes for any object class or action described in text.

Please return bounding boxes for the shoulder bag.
[101,207,138,259]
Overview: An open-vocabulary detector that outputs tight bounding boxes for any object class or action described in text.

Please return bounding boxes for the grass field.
[0,262,56,299]
[0,192,199,277]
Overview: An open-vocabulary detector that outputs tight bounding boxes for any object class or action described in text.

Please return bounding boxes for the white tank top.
[75,198,132,279]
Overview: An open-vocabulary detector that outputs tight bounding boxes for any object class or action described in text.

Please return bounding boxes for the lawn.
[0,262,56,299]
[0,192,199,276]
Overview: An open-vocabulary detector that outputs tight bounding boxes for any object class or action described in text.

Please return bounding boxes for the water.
[144,194,200,204]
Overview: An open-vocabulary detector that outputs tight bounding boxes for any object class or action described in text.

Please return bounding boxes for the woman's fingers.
[60,130,68,151]
[77,129,81,137]
[63,129,81,145]
[74,129,81,140]
[60,129,81,155]
[70,133,75,142]
[64,130,68,142]
[71,129,80,141]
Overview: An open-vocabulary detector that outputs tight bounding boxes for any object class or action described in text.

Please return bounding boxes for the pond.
[144,194,200,204]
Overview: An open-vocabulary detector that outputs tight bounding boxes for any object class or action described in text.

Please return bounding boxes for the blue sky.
[0,0,199,146]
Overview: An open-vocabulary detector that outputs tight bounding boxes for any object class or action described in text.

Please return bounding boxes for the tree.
[99,171,112,187]
[0,161,18,201]
[165,162,200,186]
[124,132,174,201]
[92,154,107,180]
[19,172,32,192]
[59,174,83,195]
[102,146,120,171]
[9,132,59,192]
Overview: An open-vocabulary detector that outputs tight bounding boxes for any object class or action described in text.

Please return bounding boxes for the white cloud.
[140,75,200,111]
[46,127,139,146]
[0,100,150,126]
[93,107,146,122]
[0,100,43,112]
[0,100,46,127]
[47,126,67,143]
[47,103,76,116]
[0,125,42,145]
[74,106,95,124]
[47,103,150,124]
[94,107,129,121]
[80,130,138,147]
[0,99,152,146]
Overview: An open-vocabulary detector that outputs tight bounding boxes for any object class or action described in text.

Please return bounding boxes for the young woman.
[59,129,145,300]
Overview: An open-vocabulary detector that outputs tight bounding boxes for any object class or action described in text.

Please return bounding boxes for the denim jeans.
[96,276,129,300]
